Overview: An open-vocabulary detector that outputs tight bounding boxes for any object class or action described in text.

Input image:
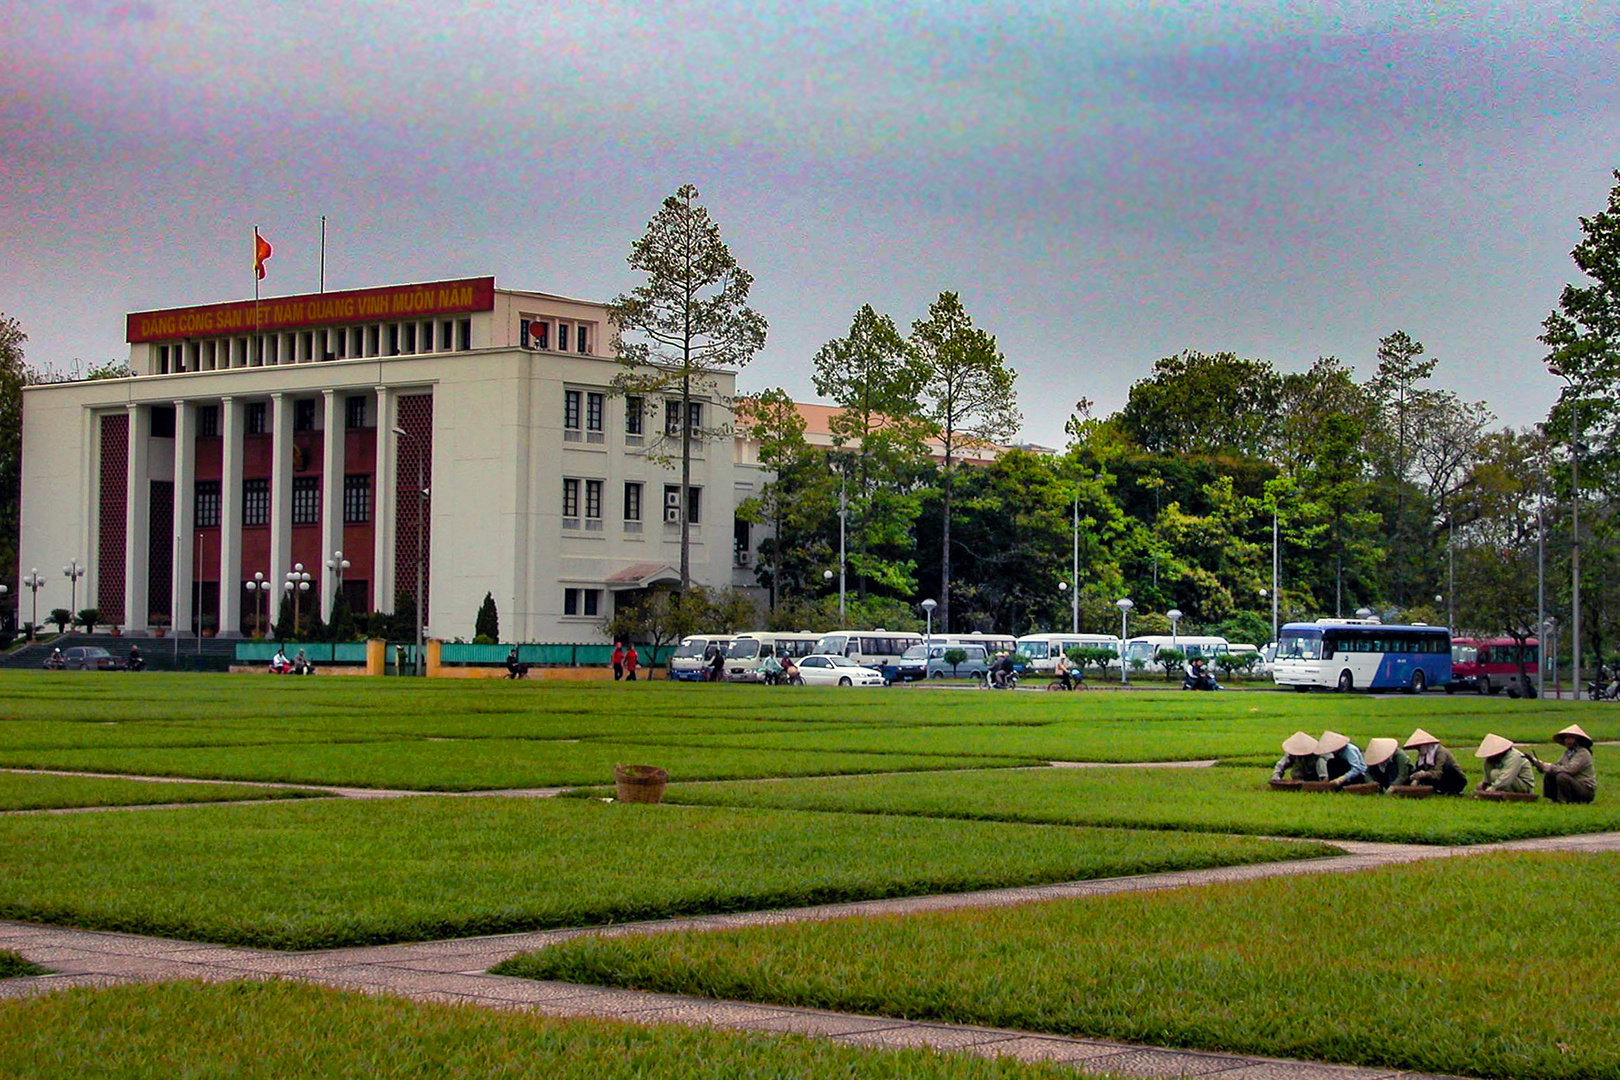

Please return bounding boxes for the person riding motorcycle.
[1182,656,1221,691]
[126,644,145,672]
[990,652,1018,689]
[1053,651,1076,690]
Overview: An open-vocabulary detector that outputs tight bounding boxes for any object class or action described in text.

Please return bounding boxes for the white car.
[795,654,886,687]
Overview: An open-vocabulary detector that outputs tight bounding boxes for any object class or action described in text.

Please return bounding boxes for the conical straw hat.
[1555,723,1593,747]
[1317,730,1351,755]
[1404,728,1441,749]
[1475,733,1514,759]
[1282,731,1319,757]
[1364,738,1399,766]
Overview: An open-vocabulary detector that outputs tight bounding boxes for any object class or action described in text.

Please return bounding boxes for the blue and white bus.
[1272,619,1451,693]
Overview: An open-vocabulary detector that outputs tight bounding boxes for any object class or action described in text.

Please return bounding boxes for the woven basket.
[1390,784,1433,799]
[614,764,669,804]
[1341,782,1382,795]
[1268,778,1303,791]
[1477,789,1539,802]
[1299,780,1337,792]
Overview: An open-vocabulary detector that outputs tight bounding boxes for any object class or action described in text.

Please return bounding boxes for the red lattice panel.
[97,413,128,623]
[394,394,432,622]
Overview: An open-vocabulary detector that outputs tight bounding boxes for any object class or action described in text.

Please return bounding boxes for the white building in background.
[20,276,760,642]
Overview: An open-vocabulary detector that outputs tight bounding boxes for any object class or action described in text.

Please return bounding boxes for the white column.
[373,386,396,613]
[218,397,243,636]
[319,389,346,619]
[124,404,151,632]
[171,400,196,634]
[268,393,293,601]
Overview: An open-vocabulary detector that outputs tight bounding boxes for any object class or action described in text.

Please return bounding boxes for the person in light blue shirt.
[1318,730,1369,789]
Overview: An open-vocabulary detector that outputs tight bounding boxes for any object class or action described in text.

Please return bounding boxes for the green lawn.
[0,950,48,978]
[0,981,1082,1080]
[0,796,1330,949]
[0,771,323,811]
[499,851,1620,1080]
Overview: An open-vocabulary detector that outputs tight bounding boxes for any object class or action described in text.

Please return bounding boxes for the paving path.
[6,830,1618,1078]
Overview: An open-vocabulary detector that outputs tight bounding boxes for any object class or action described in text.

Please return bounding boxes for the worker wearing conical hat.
[1404,728,1467,795]
[1525,724,1597,804]
[1317,730,1369,789]
[1475,733,1535,795]
[1363,737,1411,790]
[1272,731,1326,782]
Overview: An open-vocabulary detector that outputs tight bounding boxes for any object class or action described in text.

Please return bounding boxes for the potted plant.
[200,615,218,638]
[148,613,170,638]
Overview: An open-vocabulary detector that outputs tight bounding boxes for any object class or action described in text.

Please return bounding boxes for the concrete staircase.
[0,633,239,672]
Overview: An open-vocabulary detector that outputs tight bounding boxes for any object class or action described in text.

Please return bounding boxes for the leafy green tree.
[474,592,499,642]
[600,588,710,666]
[942,648,967,677]
[1156,648,1185,681]
[811,305,931,597]
[609,183,768,591]
[1117,350,1283,457]
[910,292,1020,632]
[735,389,837,608]
[325,590,359,643]
[274,593,296,642]
[0,315,27,601]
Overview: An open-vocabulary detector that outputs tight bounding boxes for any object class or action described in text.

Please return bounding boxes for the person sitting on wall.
[270,647,291,675]
[1405,728,1468,795]
[292,648,315,676]
[1475,733,1536,795]
[1525,724,1597,804]
[505,646,530,680]
[1272,731,1326,781]
[1362,738,1411,791]
[1318,730,1370,789]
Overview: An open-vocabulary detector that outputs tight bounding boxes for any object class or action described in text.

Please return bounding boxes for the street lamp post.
[284,563,311,638]
[1070,489,1080,633]
[244,571,269,637]
[393,425,427,676]
[326,549,351,619]
[1115,598,1133,685]
[1550,364,1582,699]
[1166,608,1182,655]
[62,560,85,625]
[921,598,937,655]
[22,569,44,640]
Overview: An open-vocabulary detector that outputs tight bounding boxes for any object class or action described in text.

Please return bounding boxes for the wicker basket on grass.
[613,764,669,804]
[1476,790,1539,802]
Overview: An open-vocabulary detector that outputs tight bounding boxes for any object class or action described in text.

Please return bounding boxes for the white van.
[1016,633,1123,672]
[666,635,736,681]
[814,629,924,676]
[1122,635,1230,670]
[724,632,822,682]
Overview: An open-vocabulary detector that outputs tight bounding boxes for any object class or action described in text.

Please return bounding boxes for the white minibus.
[1015,633,1123,672]
[724,631,823,682]
[1121,635,1230,671]
[814,629,925,675]
[666,635,736,681]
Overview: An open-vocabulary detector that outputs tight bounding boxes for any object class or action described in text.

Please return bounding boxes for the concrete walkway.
[6,831,1618,1077]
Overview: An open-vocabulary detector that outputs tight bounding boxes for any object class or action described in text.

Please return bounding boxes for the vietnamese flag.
[254,229,273,280]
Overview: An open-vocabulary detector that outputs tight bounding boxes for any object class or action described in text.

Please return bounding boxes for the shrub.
[49,608,73,634]
[76,608,100,631]
[475,593,499,642]
[1156,648,1185,681]
[942,648,967,677]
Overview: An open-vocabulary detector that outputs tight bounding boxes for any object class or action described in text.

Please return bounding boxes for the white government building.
[20,276,764,641]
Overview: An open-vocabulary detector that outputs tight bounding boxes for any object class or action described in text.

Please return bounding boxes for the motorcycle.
[980,669,1019,690]
[1182,662,1221,691]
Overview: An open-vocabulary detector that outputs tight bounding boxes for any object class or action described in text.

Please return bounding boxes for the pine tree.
[475,592,499,642]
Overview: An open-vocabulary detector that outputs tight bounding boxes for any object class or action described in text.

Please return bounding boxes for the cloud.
[63,0,160,26]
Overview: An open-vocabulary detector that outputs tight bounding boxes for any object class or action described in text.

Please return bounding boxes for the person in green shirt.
[1474,733,1535,794]
[1272,731,1325,781]
[1526,724,1597,804]
[1405,728,1467,795]
[1362,737,1410,790]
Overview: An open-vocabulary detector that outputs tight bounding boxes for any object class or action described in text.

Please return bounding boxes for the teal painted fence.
[439,643,615,666]
[234,642,374,664]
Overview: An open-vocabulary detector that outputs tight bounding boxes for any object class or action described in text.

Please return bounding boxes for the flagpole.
[319,215,326,294]
[253,225,261,366]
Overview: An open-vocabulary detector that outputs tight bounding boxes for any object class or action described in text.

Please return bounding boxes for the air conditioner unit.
[664,505,681,523]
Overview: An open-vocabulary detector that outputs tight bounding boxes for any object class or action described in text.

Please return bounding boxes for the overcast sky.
[3,0,1617,446]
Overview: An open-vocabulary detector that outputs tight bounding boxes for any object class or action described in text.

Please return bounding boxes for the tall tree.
[734,389,837,609]
[0,315,26,609]
[910,293,1020,632]
[811,305,931,597]
[610,184,768,590]
[1367,330,1440,605]
[1117,350,1283,457]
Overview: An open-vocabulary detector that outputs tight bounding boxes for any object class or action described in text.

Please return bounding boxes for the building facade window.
[562,477,580,522]
[294,399,316,432]
[564,389,581,440]
[245,402,267,435]
[563,588,600,616]
[242,478,269,526]
[343,474,372,524]
[586,392,604,433]
[345,395,367,430]
[624,481,642,522]
[625,396,643,437]
[197,405,219,437]
[585,479,603,530]
[577,325,589,353]
[664,484,701,524]
[558,324,569,352]
[527,319,548,350]
[291,477,320,525]
[687,401,703,434]
[195,480,221,528]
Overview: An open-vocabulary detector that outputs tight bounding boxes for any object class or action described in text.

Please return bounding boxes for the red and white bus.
[1448,637,1539,697]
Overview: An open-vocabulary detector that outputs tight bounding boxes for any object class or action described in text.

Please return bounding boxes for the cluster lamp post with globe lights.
[22,569,44,640]
[244,572,270,637]
[326,549,351,618]
[285,564,312,636]
[63,559,85,623]
[1115,598,1133,684]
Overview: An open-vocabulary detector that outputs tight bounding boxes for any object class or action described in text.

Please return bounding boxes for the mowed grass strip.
[0,950,48,978]
[0,981,1086,1080]
[501,851,1620,1080]
[656,764,1620,845]
[0,739,1032,790]
[0,797,1332,949]
[0,771,325,812]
